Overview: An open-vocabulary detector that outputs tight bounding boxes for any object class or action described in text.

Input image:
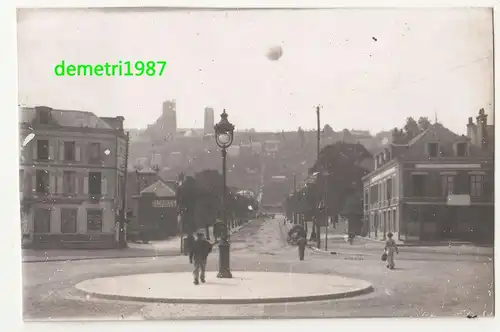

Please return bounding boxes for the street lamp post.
[214,109,235,279]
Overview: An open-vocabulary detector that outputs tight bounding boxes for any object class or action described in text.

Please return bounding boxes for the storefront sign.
[152,200,176,208]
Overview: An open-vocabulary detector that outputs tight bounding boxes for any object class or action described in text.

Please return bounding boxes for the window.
[364,190,369,210]
[34,208,51,233]
[392,210,397,232]
[36,170,49,193]
[428,143,439,157]
[370,185,377,204]
[470,175,483,197]
[386,211,391,232]
[456,143,467,157]
[87,209,102,232]
[39,109,50,124]
[19,170,24,193]
[63,171,76,194]
[412,174,426,197]
[37,140,49,160]
[441,175,455,196]
[88,172,102,195]
[387,178,393,201]
[89,143,101,163]
[64,141,76,161]
[61,208,77,233]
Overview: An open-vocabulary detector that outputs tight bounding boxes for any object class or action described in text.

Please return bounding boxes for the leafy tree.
[403,117,419,138]
[194,169,224,238]
[177,175,198,234]
[307,142,372,245]
[418,116,431,131]
[323,124,334,137]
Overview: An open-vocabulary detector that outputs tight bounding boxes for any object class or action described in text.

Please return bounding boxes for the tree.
[323,124,334,137]
[307,142,372,245]
[403,117,419,138]
[194,169,224,239]
[177,175,198,235]
[418,116,431,131]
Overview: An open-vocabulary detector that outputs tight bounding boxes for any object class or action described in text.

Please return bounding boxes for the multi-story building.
[19,106,127,249]
[362,111,494,243]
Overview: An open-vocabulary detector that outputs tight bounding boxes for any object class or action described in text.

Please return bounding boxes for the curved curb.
[22,252,179,263]
[76,282,374,305]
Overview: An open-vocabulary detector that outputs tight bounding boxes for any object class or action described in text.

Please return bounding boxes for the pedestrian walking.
[384,232,399,269]
[297,235,307,261]
[190,231,213,285]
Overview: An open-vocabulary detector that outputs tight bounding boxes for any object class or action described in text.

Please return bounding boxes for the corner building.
[362,111,494,243]
[20,106,127,249]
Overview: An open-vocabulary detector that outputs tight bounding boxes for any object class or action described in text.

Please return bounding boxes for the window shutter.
[75,143,81,162]
[33,140,37,160]
[83,175,89,194]
[49,171,56,194]
[101,176,107,195]
[32,173,37,193]
[23,171,30,193]
[59,141,65,161]
[57,171,63,193]
[75,173,80,194]
[48,140,54,160]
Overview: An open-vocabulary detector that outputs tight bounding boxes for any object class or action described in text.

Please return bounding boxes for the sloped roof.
[400,122,487,158]
[140,180,176,197]
[20,107,114,129]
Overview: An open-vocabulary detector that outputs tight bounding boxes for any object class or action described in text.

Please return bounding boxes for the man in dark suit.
[190,231,213,285]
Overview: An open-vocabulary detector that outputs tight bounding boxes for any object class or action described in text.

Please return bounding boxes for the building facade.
[20,106,127,249]
[362,113,494,243]
[132,180,178,241]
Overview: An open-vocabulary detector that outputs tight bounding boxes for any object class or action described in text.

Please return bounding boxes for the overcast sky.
[17,8,493,134]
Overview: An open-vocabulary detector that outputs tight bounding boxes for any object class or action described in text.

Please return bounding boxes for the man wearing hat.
[190,230,213,285]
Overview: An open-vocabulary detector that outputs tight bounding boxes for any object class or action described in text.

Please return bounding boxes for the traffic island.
[75,271,373,304]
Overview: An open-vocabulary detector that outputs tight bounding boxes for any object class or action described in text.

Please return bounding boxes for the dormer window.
[427,142,439,157]
[456,142,467,157]
[39,109,50,124]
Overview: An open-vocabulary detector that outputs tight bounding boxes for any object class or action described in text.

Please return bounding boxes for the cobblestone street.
[22,215,494,320]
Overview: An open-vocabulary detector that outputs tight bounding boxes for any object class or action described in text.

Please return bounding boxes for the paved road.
[23,215,494,320]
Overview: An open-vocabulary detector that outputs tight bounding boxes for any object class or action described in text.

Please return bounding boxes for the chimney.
[466,117,477,145]
[115,116,124,131]
[476,108,488,149]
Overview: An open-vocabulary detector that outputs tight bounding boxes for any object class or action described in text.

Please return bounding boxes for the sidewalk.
[308,235,493,256]
[22,223,247,263]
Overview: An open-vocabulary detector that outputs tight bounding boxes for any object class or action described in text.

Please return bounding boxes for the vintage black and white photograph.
[17,6,494,320]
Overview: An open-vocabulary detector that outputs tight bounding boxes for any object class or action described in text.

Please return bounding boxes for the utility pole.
[325,172,329,251]
[293,173,297,224]
[314,105,322,248]
[119,131,130,249]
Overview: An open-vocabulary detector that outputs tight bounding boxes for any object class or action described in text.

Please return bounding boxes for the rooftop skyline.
[17,8,493,134]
